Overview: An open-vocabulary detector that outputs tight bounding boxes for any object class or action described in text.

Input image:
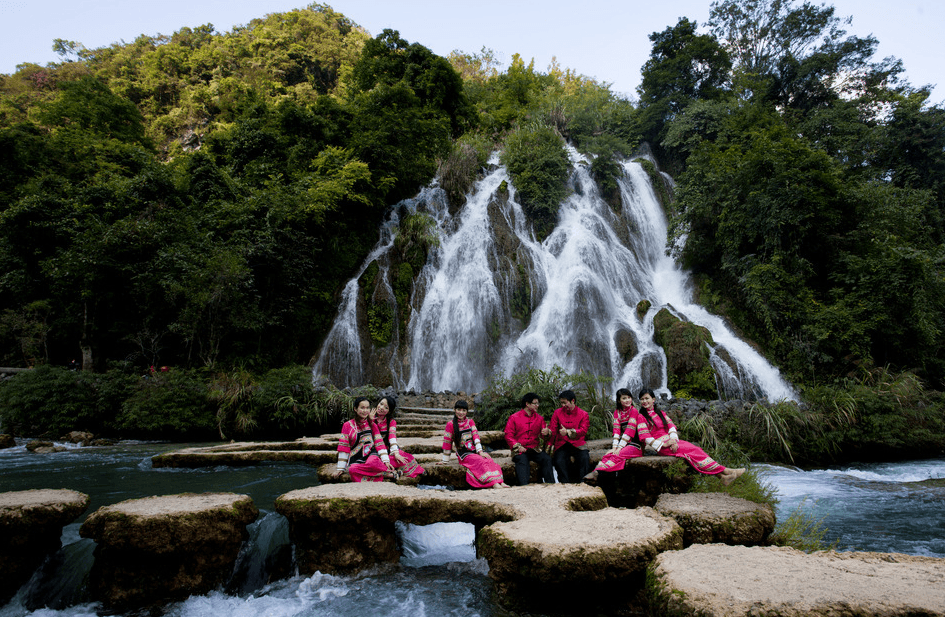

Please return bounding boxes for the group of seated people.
[506,388,744,487]
[333,389,744,488]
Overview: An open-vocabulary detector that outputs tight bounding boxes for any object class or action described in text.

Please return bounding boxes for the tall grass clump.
[768,498,839,552]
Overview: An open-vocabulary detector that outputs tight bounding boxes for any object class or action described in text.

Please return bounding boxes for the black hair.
[615,388,633,410]
[637,388,670,429]
[522,392,539,408]
[558,389,576,403]
[352,396,371,418]
[453,400,469,452]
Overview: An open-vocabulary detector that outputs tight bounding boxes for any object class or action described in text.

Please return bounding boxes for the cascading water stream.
[314,150,796,401]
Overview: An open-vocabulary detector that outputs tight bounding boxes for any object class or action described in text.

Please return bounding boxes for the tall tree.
[635,18,731,163]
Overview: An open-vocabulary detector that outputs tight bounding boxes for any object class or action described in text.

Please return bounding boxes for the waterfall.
[314,150,797,402]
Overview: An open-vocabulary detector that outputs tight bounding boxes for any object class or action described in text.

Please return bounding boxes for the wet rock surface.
[79,492,258,612]
[0,489,90,605]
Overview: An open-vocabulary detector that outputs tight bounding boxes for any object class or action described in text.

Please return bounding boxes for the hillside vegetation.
[0,1,942,452]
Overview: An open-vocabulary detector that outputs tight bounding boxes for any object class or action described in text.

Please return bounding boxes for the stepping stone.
[0,489,90,605]
[276,482,681,615]
[79,492,258,612]
[654,492,775,546]
[651,544,945,616]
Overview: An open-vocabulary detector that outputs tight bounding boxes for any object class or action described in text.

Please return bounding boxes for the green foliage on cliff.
[500,124,570,239]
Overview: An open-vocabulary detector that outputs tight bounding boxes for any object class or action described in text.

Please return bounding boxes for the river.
[1,441,943,616]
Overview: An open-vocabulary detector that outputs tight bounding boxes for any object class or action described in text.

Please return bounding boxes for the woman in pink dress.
[374,395,424,478]
[332,397,395,482]
[586,388,644,481]
[637,388,744,485]
[436,400,509,489]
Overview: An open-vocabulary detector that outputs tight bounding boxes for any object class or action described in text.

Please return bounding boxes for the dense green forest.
[0,1,942,450]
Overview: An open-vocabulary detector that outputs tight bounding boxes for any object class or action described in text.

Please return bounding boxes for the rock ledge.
[652,544,945,616]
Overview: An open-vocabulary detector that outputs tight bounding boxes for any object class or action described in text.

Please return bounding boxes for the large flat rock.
[0,489,90,605]
[654,492,775,546]
[79,492,259,612]
[651,544,945,616]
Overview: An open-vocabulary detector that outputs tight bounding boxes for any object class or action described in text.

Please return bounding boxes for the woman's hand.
[385,461,395,471]
[332,469,343,478]
[394,452,407,464]
[480,451,492,459]
[667,437,679,453]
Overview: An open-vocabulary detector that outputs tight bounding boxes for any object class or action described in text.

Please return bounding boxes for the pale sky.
[0,0,941,103]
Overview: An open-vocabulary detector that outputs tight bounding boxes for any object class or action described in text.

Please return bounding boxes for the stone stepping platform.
[275,482,681,614]
[654,492,775,546]
[151,431,508,468]
[79,492,259,612]
[652,544,945,616]
[0,489,91,605]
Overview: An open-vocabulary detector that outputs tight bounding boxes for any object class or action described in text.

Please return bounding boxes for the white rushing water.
[759,457,945,557]
[314,150,796,401]
[2,443,942,617]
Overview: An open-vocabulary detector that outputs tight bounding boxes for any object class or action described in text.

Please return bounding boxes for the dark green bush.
[500,124,570,239]
[116,368,216,440]
[0,365,134,436]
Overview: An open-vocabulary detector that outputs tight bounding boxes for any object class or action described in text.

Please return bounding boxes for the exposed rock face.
[651,544,945,616]
[79,492,258,612]
[654,492,775,546]
[275,482,681,615]
[0,489,90,605]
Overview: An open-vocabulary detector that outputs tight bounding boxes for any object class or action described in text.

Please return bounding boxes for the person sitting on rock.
[548,390,591,483]
[373,395,424,479]
[436,400,509,489]
[333,397,395,482]
[504,392,554,485]
[637,388,745,485]
[584,388,644,484]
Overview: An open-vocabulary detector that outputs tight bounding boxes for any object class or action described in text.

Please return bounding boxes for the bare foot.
[721,467,745,486]
[583,470,599,486]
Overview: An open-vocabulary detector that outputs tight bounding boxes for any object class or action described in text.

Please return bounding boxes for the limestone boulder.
[654,492,775,546]
[650,544,945,616]
[60,431,93,445]
[79,492,258,612]
[0,488,90,605]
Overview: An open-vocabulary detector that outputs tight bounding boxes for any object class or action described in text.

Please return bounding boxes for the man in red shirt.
[549,389,591,483]
[504,392,554,485]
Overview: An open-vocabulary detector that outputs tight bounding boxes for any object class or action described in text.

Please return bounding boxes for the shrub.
[116,368,215,439]
[437,133,492,205]
[500,124,570,239]
[0,365,134,436]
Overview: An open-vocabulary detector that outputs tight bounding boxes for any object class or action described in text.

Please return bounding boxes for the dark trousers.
[552,443,591,483]
[512,449,554,485]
